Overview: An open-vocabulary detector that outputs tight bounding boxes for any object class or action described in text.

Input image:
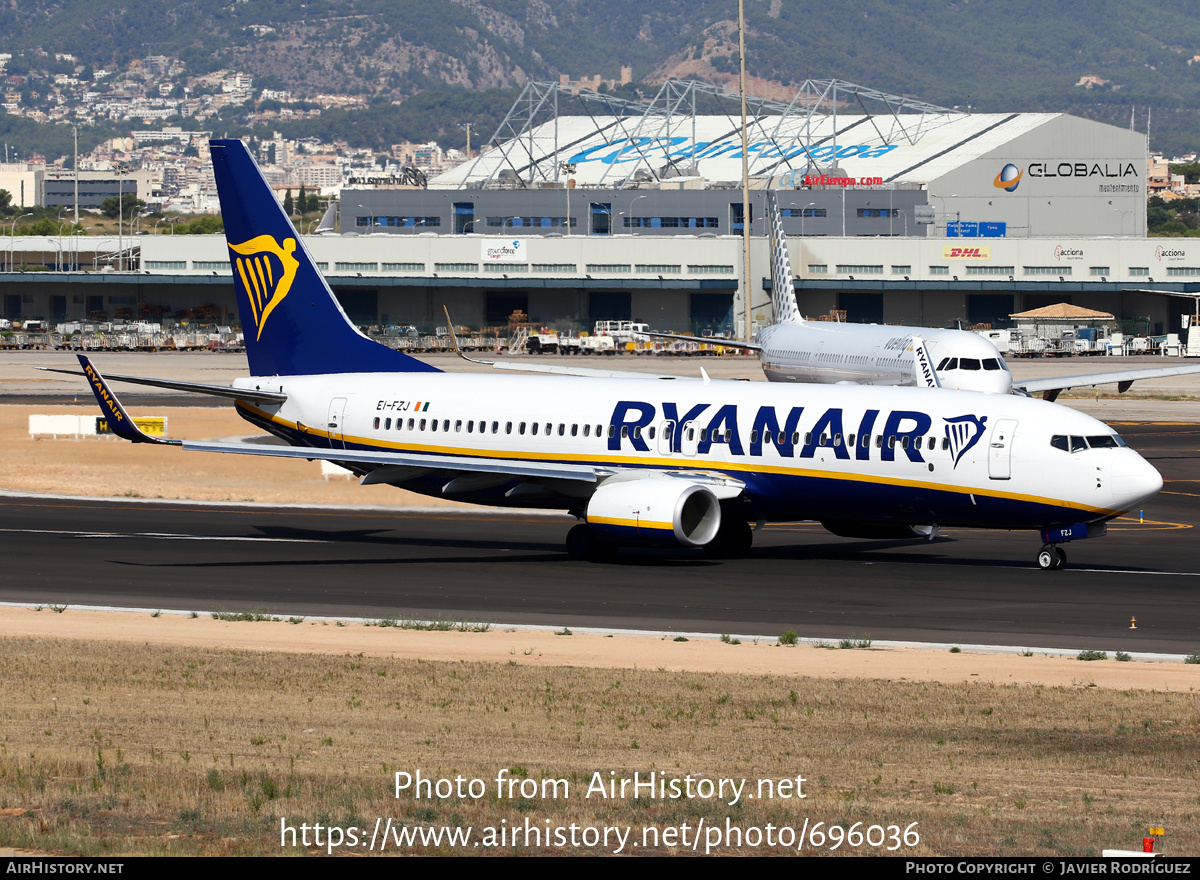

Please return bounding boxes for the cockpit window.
[1052,433,1128,453]
[1052,435,1098,453]
[982,358,1002,371]
[937,357,951,370]
[959,358,981,371]
[942,358,958,371]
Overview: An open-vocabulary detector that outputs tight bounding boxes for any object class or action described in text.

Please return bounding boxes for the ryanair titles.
[607,401,987,469]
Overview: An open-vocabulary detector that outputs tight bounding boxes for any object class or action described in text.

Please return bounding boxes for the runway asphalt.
[2,422,1197,655]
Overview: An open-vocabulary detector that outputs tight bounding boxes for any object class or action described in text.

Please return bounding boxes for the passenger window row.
[373,417,604,438]
[367,416,961,456]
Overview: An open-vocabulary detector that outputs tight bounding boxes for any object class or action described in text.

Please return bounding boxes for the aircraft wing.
[1016,364,1200,402]
[37,366,287,403]
[182,439,601,483]
[71,354,744,497]
[640,330,763,352]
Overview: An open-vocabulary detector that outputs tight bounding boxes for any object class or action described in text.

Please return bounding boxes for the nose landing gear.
[1036,544,1066,571]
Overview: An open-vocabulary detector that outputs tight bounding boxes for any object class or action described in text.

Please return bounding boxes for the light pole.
[795,201,816,238]
[71,227,92,274]
[928,193,959,236]
[1109,201,1134,236]
[57,220,71,271]
[8,212,32,272]
[627,194,648,231]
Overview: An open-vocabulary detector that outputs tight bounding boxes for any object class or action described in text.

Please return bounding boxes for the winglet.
[910,337,941,389]
[443,305,467,359]
[76,355,178,444]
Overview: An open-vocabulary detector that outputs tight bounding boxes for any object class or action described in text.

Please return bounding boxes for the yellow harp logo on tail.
[229,235,300,340]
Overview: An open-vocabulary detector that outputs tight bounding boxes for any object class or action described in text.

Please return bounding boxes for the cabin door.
[657,420,674,456]
[988,419,1017,480]
[327,397,347,450]
[679,421,699,457]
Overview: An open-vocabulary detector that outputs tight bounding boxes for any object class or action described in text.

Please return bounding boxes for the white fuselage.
[233,371,1159,529]
[757,322,1014,394]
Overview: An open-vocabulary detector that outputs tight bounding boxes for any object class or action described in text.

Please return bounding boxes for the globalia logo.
[993,163,1022,192]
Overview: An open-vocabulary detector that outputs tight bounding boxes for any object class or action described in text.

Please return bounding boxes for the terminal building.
[2,79,1192,337]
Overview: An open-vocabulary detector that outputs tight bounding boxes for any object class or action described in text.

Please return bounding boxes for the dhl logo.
[228,235,300,341]
[942,246,990,260]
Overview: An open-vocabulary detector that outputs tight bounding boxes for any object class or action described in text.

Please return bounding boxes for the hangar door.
[690,293,733,334]
[333,289,378,328]
[838,292,884,324]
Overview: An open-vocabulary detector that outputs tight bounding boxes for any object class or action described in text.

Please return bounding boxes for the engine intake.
[587,479,721,548]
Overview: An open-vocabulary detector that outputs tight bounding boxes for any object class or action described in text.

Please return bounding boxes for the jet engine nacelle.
[587,479,722,548]
[821,521,936,540]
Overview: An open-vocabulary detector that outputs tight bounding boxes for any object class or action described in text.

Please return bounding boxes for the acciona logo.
[1054,245,1084,261]
[1155,246,1186,262]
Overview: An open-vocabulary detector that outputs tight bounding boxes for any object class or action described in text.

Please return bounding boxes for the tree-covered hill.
[4,0,1200,155]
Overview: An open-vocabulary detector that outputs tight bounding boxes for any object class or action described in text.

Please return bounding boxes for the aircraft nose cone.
[1112,452,1163,510]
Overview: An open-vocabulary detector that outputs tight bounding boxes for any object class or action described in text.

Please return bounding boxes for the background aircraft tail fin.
[209,138,440,377]
[766,192,803,326]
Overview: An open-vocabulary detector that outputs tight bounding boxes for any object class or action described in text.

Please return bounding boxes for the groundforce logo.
[229,235,300,341]
[993,163,1022,192]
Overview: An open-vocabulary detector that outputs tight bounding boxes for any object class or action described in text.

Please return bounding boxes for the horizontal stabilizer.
[441,307,694,379]
[481,359,694,380]
[38,366,287,403]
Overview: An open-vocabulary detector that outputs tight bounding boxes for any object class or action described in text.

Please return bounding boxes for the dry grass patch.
[0,638,1197,855]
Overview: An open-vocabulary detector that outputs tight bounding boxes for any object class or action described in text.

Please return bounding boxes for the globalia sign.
[993,163,1022,192]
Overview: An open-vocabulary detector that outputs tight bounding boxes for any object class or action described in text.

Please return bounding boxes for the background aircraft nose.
[1111,452,1163,510]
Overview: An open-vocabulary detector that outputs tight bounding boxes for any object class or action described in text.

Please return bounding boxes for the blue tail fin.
[209,138,439,377]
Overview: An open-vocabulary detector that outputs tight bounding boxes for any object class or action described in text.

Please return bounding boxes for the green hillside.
[2,0,1199,155]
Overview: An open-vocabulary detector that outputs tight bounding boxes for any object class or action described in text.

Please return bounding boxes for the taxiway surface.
[2,423,1197,654]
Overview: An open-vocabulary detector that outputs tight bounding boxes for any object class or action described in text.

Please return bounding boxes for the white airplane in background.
[55,139,1162,571]
[647,192,1200,399]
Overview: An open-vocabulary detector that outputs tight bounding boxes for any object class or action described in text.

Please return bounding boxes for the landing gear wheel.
[1037,544,1067,571]
[703,518,754,559]
[565,524,617,562]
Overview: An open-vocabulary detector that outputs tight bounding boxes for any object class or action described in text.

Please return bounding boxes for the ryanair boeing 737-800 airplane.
[59,140,1162,570]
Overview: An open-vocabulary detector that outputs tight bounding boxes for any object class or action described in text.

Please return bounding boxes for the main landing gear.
[1036,544,1066,571]
[565,524,617,562]
[702,518,753,559]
